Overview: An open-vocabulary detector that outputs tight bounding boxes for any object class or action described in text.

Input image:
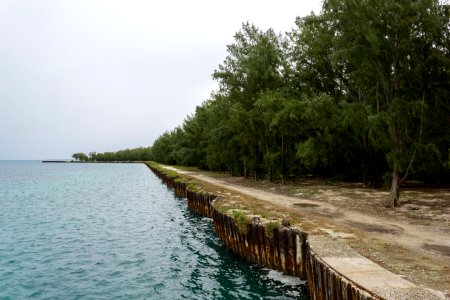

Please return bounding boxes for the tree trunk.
[363,167,368,186]
[244,158,248,179]
[385,168,401,208]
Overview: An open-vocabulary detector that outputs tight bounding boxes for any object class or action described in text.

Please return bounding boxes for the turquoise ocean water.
[0,161,307,299]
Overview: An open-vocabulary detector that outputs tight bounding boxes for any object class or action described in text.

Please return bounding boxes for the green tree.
[212,23,287,177]
[150,131,177,164]
[144,2,448,207]
[72,152,88,162]
[321,0,450,206]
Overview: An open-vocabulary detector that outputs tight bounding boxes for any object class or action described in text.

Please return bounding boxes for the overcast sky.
[0,0,322,160]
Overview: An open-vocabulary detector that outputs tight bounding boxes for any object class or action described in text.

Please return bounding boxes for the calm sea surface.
[0,161,307,299]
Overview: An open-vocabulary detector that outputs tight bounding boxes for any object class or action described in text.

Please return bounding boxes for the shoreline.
[145,162,447,300]
[41,160,142,163]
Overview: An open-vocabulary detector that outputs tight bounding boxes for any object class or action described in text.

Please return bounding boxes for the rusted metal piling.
[186,190,215,218]
[145,163,444,300]
[146,163,307,276]
[210,210,305,276]
[146,163,363,299]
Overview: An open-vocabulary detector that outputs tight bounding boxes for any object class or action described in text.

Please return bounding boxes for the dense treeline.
[149,0,450,207]
[72,147,152,162]
[76,0,450,207]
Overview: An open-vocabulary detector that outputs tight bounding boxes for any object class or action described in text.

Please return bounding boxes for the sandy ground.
[162,166,450,297]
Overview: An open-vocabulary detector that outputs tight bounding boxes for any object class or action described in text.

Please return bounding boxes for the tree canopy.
[72,147,152,162]
[79,0,450,207]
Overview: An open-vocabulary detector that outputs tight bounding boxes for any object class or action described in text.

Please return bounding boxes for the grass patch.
[187,183,198,192]
[174,177,186,183]
[187,182,204,194]
[146,162,185,182]
[265,221,280,239]
[146,161,164,171]
[166,170,178,178]
[232,210,251,234]
[258,210,269,218]
[173,165,201,172]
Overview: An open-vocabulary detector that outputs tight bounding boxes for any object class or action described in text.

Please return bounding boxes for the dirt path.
[162,165,450,296]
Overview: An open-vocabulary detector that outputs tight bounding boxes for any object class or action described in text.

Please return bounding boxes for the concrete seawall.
[146,163,444,300]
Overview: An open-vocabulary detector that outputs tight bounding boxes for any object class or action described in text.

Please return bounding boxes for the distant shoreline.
[42,160,142,163]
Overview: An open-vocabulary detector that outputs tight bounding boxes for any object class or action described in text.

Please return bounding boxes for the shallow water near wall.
[0,161,307,299]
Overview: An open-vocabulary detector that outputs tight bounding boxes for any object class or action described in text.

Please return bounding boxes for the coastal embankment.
[145,162,446,300]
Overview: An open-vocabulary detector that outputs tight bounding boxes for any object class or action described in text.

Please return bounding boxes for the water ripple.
[0,161,307,299]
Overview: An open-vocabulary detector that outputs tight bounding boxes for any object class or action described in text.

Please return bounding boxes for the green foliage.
[187,183,201,193]
[165,170,179,179]
[232,210,251,234]
[85,2,450,204]
[265,222,280,240]
[258,210,269,218]
[147,5,449,193]
[79,147,152,162]
[174,177,185,183]
[72,152,89,162]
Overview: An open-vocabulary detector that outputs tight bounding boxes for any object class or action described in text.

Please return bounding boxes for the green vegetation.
[265,222,281,239]
[72,147,152,162]
[232,210,251,233]
[77,0,450,208]
[187,183,200,193]
[258,210,269,219]
[165,170,179,179]
[147,0,450,207]
[72,152,89,162]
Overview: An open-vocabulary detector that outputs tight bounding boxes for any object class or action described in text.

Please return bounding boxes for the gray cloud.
[0,0,321,159]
